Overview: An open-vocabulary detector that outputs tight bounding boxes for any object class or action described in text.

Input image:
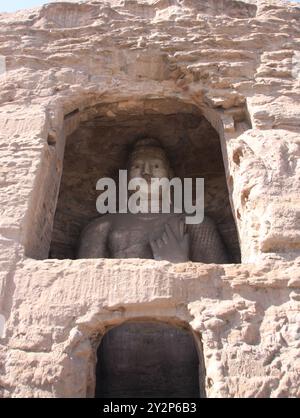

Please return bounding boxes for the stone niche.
[95,320,205,398]
[49,99,241,263]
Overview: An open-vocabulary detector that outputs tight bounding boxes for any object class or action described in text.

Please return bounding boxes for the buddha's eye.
[134,165,140,169]
[154,164,159,168]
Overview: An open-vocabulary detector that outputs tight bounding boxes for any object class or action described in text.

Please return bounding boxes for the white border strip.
[0,55,6,76]
[292,51,300,80]
[0,314,5,338]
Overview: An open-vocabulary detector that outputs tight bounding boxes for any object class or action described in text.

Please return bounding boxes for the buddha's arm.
[188,217,229,264]
[77,218,111,259]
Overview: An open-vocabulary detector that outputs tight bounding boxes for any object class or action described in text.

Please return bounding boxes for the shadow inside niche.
[49,107,241,263]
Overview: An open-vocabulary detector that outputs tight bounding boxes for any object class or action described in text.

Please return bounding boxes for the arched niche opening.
[95,320,205,398]
[48,98,240,262]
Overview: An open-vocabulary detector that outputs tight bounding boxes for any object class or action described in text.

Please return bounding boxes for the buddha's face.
[128,147,171,202]
[128,150,170,183]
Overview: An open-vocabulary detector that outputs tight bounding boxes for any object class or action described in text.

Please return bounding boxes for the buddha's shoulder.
[81,214,114,236]
[186,215,217,231]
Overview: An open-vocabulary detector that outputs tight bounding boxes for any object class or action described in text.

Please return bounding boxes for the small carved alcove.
[95,320,205,398]
[48,98,240,262]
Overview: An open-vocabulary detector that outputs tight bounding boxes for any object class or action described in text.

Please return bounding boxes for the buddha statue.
[77,138,228,263]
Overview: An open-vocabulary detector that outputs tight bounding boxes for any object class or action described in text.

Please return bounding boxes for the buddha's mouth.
[142,174,152,183]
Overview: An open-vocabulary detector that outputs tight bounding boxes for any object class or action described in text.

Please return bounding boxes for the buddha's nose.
[142,162,151,175]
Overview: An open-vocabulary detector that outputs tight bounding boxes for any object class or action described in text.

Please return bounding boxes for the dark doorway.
[95,321,203,398]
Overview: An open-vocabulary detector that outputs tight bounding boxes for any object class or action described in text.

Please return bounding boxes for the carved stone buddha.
[77,139,228,263]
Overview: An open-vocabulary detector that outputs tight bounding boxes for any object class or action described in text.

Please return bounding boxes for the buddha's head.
[128,138,172,183]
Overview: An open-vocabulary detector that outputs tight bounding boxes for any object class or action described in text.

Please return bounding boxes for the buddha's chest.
[107,215,176,259]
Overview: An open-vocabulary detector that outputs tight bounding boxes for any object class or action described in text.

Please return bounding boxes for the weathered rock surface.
[0,0,299,398]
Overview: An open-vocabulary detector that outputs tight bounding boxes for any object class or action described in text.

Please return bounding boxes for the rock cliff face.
[0,0,299,397]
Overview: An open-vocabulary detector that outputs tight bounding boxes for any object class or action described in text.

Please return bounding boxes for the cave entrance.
[95,321,204,398]
[48,99,240,262]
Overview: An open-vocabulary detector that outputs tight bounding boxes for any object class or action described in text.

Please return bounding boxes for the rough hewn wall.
[0,0,299,397]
